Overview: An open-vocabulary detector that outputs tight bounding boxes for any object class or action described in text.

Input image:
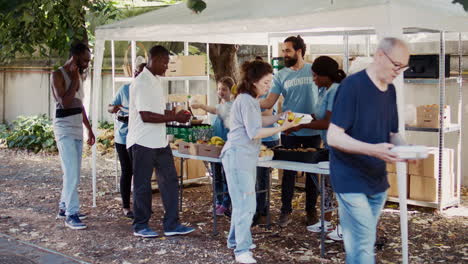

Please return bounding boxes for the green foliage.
[0,123,8,140]
[98,120,114,130]
[452,0,468,11]
[2,115,57,153]
[185,0,206,13]
[0,0,119,63]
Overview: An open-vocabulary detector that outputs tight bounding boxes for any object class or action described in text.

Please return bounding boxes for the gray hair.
[377,37,408,53]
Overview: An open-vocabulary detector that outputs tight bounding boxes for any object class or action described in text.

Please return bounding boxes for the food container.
[272,146,329,163]
[197,144,222,158]
[178,141,198,156]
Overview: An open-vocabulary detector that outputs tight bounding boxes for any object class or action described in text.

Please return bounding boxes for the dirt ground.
[0,148,467,264]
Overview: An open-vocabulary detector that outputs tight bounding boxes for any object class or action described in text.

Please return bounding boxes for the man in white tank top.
[50,43,95,230]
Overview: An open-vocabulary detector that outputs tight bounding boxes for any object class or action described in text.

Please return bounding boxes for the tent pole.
[131,41,136,78]
[456,32,462,203]
[343,33,349,73]
[206,43,210,107]
[92,39,105,207]
[185,42,190,95]
[267,33,271,63]
[111,40,119,193]
[365,35,371,57]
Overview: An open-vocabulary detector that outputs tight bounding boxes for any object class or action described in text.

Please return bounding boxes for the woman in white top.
[221,60,298,264]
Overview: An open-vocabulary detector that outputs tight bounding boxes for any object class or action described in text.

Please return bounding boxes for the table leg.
[212,163,219,236]
[203,161,219,236]
[266,167,272,229]
[179,158,184,212]
[320,173,325,258]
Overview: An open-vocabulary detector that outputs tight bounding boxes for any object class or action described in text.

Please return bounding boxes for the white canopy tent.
[91,1,468,263]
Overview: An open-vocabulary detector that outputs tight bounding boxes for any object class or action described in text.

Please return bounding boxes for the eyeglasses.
[382,51,409,72]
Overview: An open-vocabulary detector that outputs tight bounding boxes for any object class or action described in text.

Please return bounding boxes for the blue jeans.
[221,145,257,256]
[211,163,231,208]
[336,191,387,264]
[56,136,83,216]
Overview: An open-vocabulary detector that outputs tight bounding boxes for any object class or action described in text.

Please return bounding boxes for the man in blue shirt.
[327,37,409,264]
[260,36,321,227]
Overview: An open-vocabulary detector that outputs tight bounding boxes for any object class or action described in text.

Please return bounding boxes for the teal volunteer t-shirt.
[270,63,319,137]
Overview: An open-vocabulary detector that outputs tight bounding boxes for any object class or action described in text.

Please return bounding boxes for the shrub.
[3,115,57,153]
[98,120,114,130]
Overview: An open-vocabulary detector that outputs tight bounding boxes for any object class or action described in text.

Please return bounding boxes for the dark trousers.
[115,143,133,209]
[255,140,280,216]
[131,144,179,232]
[211,163,231,208]
[280,134,321,214]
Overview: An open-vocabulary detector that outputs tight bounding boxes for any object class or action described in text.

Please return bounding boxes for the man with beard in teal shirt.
[260,36,321,227]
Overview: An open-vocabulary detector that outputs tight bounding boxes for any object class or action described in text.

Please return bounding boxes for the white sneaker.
[228,244,256,250]
[306,220,333,233]
[327,225,343,241]
[235,252,257,264]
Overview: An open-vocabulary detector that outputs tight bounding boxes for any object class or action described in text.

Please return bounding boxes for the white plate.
[318,161,330,170]
[391,145,429,160]
[279,112,313,124]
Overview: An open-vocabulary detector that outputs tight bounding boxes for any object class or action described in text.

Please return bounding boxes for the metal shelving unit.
[403,31,463,210]
[404,77,459,84]
[405,124,461,133]
[268,28,464,210]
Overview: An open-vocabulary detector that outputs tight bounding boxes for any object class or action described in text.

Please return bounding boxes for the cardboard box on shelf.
[408,147,454,179]
[416,105,451,128]
[178,141,198,156]
[186,159,207,179]
[197,144,222,158]
[174,157,207,180]
[166,55,206,77]
[386,162,396,173]
[387,172,410,198]
[410,175,437,202]
[409,173,454,202]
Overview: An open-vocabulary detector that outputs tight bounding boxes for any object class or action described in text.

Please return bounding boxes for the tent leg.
[91,39,105,208]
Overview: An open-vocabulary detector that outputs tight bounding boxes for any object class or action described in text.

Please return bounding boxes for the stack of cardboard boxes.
[387,147,454,202]
[166,55,206,77]
[386,162,409,198]
[408,147,454,202]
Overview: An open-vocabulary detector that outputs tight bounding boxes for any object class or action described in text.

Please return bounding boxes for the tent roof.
[96,0,468,44]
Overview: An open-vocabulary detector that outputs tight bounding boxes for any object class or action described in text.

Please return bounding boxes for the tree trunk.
[209,44,239,83]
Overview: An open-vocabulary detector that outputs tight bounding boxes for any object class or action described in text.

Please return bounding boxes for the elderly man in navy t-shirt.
[327,37,409,264]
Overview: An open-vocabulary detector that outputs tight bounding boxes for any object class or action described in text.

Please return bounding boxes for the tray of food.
[272,146,329,163]
[258,145,274,161]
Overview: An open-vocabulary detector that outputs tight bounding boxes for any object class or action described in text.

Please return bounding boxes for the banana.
[294,116,304,124]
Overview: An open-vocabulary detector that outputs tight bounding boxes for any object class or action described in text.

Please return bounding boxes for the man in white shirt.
[127,45,195,238]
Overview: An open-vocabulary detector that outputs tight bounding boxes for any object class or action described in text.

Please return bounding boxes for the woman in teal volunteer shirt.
[286,56,346,240]
[108,63,146,218]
